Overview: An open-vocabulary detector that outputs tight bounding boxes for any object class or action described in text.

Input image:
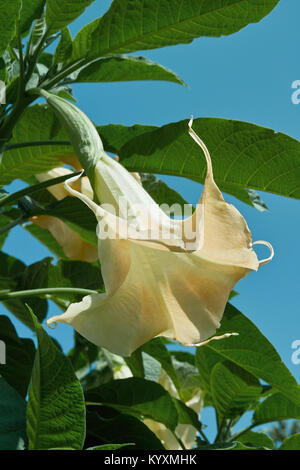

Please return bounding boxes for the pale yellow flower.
[47,119,273,356]
[32,167,97,262]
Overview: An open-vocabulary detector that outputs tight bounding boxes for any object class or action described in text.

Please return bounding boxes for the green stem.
[40,58,87,90]
[0,215,27,234]
[0,287,99,301]
[174,432,187,450]
[0,170,82,208]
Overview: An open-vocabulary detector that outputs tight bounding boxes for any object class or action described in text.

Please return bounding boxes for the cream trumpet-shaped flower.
[47,119,274,356]
[32,167,98,262]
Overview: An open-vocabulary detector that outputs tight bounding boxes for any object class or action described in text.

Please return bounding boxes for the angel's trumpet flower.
[47,119,273,356]
[32,167,98,262]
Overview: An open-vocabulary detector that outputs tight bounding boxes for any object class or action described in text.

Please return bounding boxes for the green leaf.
[0,376,27,450]
[279,433,300,450]
[71,0,279,60]
[0,105,70,185]
[170,351,201,403]
[117,117,300,204]
[70,55,185,85]
[86,410,164,450]
[211,361,262,425]
[46,0,95,35]
[0,252,46,328]
[196,304,300,407]
[85,377,178,431]
[172,397,201,431]
[20,0,46,35]
[0,0,21,56]
[44,196,98,246]
[26,307,86,450]
[98,123,158,154]
[0,254,48,326]
[197,440,265,450]
[0,315,35,398]
[141,338,180,391]
[140,173,189,215]
[54,27,73,64]
[86,443,134,450]
[253,393,300,426]
[238,431,274,450]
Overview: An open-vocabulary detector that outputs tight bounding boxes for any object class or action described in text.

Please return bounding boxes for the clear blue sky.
[3,0,300,439]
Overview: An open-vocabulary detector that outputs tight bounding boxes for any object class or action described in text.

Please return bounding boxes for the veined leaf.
[211,361,262,425]
[0,315,35,398]
[71,0,279,60]
[196,304,300,407]
[26,308,86,450]
[253,392,300,426]
[20,0,46,35]
[238,431,274,450]
[46,0,96,35]
[86,411,164,450]
[117,117,300,203]
[85,377,178,431]
[54,27,73,64]
[0,105,69,185]
[0,377,27,450]
[70,55,185,85]
[0,0,21,56]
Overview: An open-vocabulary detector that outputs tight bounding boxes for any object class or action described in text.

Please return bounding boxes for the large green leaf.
[253,393,300,426]
[54,27,73,64]
[211,361,262,425]
[0,376,27,450]
[0,0,21,56]
[0,315,35,398]
[117,118,300,202]
[20,0,46,35]
[238,431,274,450]
[45,196,98,246]
[86,410,164,450]
[70,55,185,85]
[97,123,158,154]
[0,252,48,326]
[26,308,86,450]
[86,377,178,431]
[46,0,95,35]
[196,304,300,408]
[0,105,70,185]
[279,434,300,450]
[71,0,279,60]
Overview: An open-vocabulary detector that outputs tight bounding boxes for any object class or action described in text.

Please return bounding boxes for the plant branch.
[0,287,99,301]
[0,170,82,208]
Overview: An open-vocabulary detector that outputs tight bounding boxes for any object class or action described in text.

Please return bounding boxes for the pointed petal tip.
[188,116,194,129]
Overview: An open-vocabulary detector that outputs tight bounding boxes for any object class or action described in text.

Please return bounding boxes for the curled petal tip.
[47,319,58,329]
[188,116,194,129]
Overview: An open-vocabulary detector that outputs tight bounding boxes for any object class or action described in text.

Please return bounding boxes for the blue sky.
[2,0,300,439]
